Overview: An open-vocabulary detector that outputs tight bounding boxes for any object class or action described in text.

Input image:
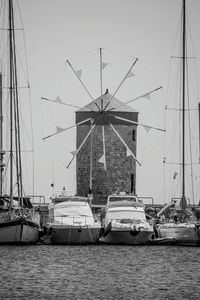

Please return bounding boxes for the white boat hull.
[47,224,101,244]
[99,228,153,245]
[157,223,200,246]
[0,218,40,244]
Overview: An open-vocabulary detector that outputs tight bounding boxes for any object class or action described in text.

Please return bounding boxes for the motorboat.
[99,193,153,245]
[46,190,101,244]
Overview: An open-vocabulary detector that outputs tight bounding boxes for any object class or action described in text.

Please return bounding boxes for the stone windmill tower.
[75,89,139,204]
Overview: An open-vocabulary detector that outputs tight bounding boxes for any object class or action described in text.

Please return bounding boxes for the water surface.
[0,245,200,299]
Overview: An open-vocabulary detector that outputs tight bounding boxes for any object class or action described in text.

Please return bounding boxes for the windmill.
[41,48,163,204]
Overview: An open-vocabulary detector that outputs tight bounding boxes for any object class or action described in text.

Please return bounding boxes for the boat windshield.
[108,196,137,202]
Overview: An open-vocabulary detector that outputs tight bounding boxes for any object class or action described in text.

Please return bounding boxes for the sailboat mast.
[8,0,24,207]
[199,103,200,164]
[182,0,186,201]
[9,0,14,206]
[0,72,4,196]
[89,120,93,190]
[0,73,2,153]
[12,11,23,205]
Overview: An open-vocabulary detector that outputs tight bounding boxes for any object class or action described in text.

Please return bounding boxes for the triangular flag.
[76,69,82,78]
[126,148,132,157]
[101,62,108,70]
[70,150,77,157]
[56,126,64,133]
[98,155,106,170]
[126,70,135,79]
[143,125,151,133]
[98,154,105,164]
[55,96,62,102]
[143,93,151,99]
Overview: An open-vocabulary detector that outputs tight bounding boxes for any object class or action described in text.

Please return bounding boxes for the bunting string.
[67,60,101,111]
[103,58,139,111]
[108,86,162,112]
[43,117,93,140]
[109,114,165,132]
[110,123,141,166]
[41,96,90,111]
[66,123,96,168]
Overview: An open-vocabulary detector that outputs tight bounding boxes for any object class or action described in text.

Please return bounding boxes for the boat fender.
[48,226,55,236]
[130,229,139,237]
[99,227,104,237]
[77,226,82,233]
[42,226,48,235]
[103,221,112,237]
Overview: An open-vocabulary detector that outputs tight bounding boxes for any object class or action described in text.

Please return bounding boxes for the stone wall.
[76,122,137,205]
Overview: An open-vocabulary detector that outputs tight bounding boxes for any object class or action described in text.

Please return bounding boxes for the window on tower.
[132,129,136,142]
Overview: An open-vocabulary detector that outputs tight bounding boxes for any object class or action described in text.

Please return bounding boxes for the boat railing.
[51,190,75,199]
[171,197,191,207]
[48,215,96,226]
[106,218,148,229]
[27,195,46,207]
[110,218,144,225]
[0,211,12,222]
[138,196,154,206]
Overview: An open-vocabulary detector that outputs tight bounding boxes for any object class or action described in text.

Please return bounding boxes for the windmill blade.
[43,118,93,140]
[66,60,101,111]
[103,58,138,111]
[67,123,96,168]
[111,114,165,132]
[110,123,141,166]
[41,96,90,111]
[108,86,162,112]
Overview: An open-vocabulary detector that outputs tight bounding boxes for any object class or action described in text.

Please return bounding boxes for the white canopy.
[53,201,95,226]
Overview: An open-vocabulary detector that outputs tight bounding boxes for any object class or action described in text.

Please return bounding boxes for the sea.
[0,245,200,300]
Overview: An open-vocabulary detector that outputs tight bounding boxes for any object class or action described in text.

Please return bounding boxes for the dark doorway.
[131,173,135,194]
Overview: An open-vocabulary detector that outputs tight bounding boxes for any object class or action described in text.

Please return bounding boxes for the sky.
[1,0,200,204]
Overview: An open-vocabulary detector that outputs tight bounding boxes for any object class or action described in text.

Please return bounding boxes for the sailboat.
[156,0,200,246]
[0,0,40,244]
